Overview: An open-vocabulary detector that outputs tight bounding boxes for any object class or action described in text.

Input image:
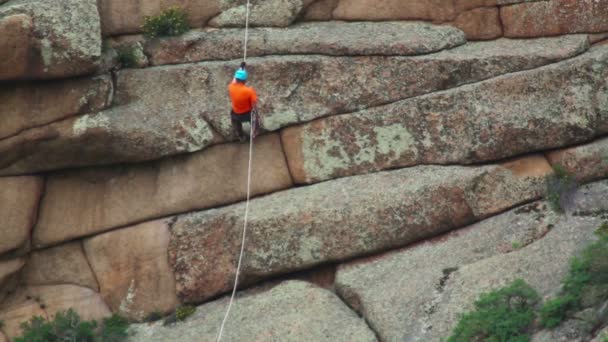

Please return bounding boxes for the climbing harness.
[216,1,253,341]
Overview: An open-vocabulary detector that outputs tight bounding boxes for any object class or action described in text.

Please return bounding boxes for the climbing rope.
[216,1,253,341]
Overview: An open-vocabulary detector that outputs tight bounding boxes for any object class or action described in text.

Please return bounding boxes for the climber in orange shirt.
[228,62,259,142]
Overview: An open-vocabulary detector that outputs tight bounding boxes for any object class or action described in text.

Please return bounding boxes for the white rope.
[216,1,253,341]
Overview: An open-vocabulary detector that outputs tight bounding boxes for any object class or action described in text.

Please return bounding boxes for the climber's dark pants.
[231,110,251,139]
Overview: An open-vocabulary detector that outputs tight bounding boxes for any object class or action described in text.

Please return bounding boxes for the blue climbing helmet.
[235,69,248,81]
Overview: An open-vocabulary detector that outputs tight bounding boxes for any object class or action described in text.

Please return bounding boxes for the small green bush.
[545,164,577,213]
[14,309,96,342]
[144,310,164,323]
[13,309,129,342]
[175,305,196,321]
[116,47,139,68]
[142,7,189,38]
[540,229,608,327]
[447,279,540,342]
[99,314,129,342]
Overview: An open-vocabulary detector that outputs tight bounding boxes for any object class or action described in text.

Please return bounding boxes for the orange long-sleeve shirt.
[228,81,258,114]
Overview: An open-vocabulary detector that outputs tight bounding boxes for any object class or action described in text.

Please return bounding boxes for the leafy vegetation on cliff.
[449,224,608,340]
[540,226,608,327]
[447,279,540,342]
[13,309,128,342]
[142,7,189,38]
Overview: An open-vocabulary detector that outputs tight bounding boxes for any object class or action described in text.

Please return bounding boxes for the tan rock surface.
[128,281,377,342]
[0,14,34,81]
[502,0,608,37]
[0,176,44,254]
[169,156,550,303]
[449,7,502,40]
[301,0,339,20]
[0,285,111,339]
[22,242,99,291]
[209,0,304,27]
[0,36,589,175]
[33,134,292,247]
[83,219,178,320]
[335,180,608,341]
[0,0,101,80]
[0,258,25,305]
[546,137,608,183]
[280,45,606,184]
[99,0,221,35]
[332,0,457,22]
[0,75,113,140]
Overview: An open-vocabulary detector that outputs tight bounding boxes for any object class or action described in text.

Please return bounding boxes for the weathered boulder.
[590,32,608,44]
[127,281,377,342]
[33,134,292,247]
[334,180,608,342]
[169,155,550,303]
[547,137,608,183]
[0,103,223,176]
[0,285,111,339]
[0,14,34,81]
[301,0,543,21]
[209,0,304,27]
[83,220,178,321]
[449,7,502,40]
[332,0,456,22]
[0,0,101,80]
[0,176,44,255]
[0,36,589,175]
[0,258,25,305]
[454,0,544,12]
[281,44,607,184]
[301,0,338,20]
[98,0,221,36]
[21,242,99,291]
[145,22,466,66]
[0,75,113,140]
[502,0,608,37]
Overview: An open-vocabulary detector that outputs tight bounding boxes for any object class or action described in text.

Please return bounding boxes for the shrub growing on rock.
[448,279,540,342]
[545,164,577,213]
[116,47,139,68]
[540,227,608,327]
[142,7,189,38]
[13,309,129,342]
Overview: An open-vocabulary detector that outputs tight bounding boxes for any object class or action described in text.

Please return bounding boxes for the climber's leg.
[231,110,251,142]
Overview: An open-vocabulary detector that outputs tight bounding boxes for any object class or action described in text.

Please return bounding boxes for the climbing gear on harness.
[216,0,255,341]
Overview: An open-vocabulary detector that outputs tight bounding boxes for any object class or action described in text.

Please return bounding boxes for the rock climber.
[228,62,259,142]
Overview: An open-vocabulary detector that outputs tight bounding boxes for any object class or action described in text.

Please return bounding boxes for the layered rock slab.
[335,180,608,342]
[83,220,178,321]
[502,0,608,37]
[145,22,466,66]
[547,137,608,183]
[0,35,589,175]
[0,75,113,140]
[169,155,551,303]
[0,0,101,80]
[209,0,304,27]
[282,44,608,184]
[33,134,292,247]
[98,0,221,36]
[21,242,99,291]
[0,285,110,339]
[128,281,377,342]
[0,258,25,305]
[0,176,44,254]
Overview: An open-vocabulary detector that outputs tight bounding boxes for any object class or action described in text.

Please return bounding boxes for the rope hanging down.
[216,1,253,341]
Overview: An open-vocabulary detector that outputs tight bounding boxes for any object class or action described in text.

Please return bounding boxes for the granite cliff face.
[1,0,608,341]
